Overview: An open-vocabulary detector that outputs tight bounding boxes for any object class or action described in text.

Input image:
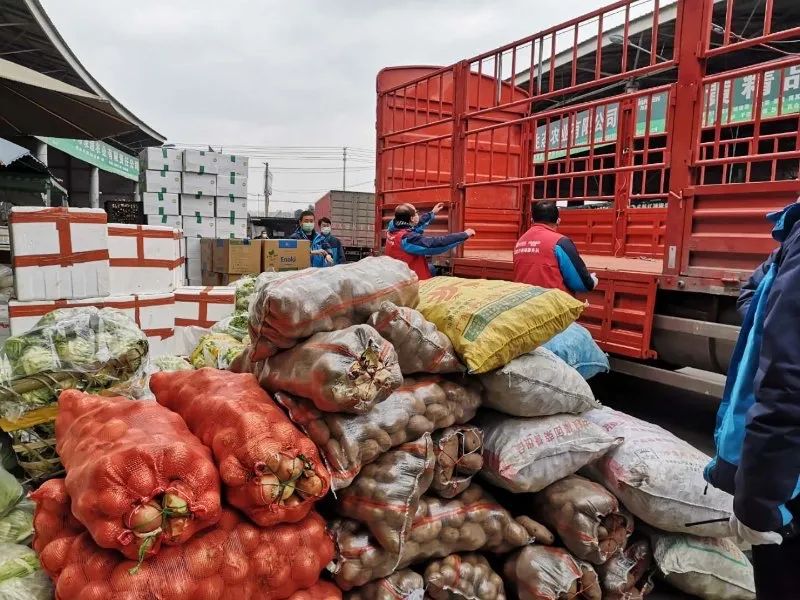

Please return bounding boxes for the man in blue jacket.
[705,200,800,597]
[317,217,346,266]
[290,210,333,267]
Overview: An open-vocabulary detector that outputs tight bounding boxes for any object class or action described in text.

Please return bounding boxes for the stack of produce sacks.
[30,368,340,599]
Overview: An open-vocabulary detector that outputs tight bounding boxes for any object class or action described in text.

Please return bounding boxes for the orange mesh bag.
[248,256,419,362]
[30,479,83,578]
[35,489,336,600]
[55,390,222,562]
[151,368,330,527]
[287,581,342,600]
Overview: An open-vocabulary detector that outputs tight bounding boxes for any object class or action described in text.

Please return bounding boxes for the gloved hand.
[324,254,334,265]
[590,272,599,288]
[729,515,783,546]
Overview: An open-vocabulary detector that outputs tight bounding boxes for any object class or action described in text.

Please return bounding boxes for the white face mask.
[321,226,332,235]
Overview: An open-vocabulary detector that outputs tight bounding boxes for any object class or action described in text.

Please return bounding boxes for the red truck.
[374,0,800,394]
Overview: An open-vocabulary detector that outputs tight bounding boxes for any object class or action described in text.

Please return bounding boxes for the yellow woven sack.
[417,277,585,374]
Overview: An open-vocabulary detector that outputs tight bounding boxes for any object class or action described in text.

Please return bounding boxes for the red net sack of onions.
[55,390,222,562]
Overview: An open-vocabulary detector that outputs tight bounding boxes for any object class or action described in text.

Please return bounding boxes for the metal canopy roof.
[0,0,165,151]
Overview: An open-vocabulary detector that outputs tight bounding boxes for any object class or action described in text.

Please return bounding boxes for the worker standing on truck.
[290,210,334,267]
[704,200,800,599]
[317,217,346,266]
[384,202,475,280]
[513,200,598,294]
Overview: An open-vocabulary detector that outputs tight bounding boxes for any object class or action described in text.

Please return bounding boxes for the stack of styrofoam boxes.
[181,150,218,239]
[216,154,250,239]
[140,148,182,229]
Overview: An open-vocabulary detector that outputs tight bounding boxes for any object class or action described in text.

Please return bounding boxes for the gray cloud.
[41,0,592,211]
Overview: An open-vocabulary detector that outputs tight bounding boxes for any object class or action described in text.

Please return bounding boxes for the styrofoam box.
[218,154,249,178]
[216,174,247,198]
[147,214,182,229]
[183,150,219,175]
[215,197,248,220]
[180,195,215,217]
[104,292,176,358]
[139,147,183,172]
[182,173,217,197]
[173,230,186,291]
[174,285,235,353]
[215,218,248,239]
[10,207,110,301]
[142,192,180,216]
[182,216,216,238]
[184,237,202,259]
[140,170,182,194]
[108,224,182,295]
[186,257,202,280]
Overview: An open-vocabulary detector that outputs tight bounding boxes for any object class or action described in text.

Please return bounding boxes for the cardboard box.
[139,147,183,172]
[10,207,110,301]
[182,216,216,238]
[216,218,248,239]
[213,239,261,274]
[200,238,214,271]
[216,174,247,199]
[180,195,215,217]
[108,224,183,295]
[215,197,248,220]
[218,154,249,178]
[201,271,222,286]
[183,150,219,175]
[140,169,181,194]
[262,239,311,272]
[182,173,217,197]
[142,192,180,216]
[147,214,182,229]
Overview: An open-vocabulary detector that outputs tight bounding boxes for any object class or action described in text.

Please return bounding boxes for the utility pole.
[342,146,347,191]
[263,162,272,217]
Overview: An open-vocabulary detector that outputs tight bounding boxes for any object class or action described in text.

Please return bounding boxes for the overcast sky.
[41,0,597,213]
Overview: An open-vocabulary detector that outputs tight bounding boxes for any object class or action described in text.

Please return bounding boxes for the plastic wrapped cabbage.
[0,307,149,422]
[232,275,258,312]
[0,544,52,600]
[0,500,33,545]
[211,311,249,342]
[190,333,245,370]
[152,355,194,372]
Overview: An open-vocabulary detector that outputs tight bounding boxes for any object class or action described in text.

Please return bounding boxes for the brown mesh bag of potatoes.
[431,426,483,499]
[258,324,403,414]
[425,553,506,600]
[532,474,634,565]
[505,545,602,600]
[337,434,435,553]
[276,376,481,490]
[331,483,554,589]
[597,538,654,600]
[345,570,424,600]
[367,301,463,374]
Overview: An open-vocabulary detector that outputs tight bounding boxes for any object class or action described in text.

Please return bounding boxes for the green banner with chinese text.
[35,137,139,181]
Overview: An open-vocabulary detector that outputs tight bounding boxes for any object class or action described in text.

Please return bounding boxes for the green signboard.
[702,65,800,127]
[533,90,669,163]
[35,136,139,180]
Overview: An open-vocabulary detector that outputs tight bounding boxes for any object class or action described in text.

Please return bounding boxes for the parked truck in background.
[374,0,800,395]
[315,190,376,262]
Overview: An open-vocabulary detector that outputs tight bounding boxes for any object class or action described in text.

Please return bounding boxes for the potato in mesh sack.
[337,434,435,553]
[431,426,483,499]
[597,538,654,600]
[479,347,599,417]
[249,256,419,361]
[33,480,335,600]
[425,553,506,600]
[532,474,634,565]
[258,324,402,414]
[151,369,329,527]
[504,545,602,600]
[582,407,733,538]
[367,301,463,374]
[345,570,424,600]
[55,390,222,562]
[477,411,621,494]
[331,483,554,589]
[276,376,481,490]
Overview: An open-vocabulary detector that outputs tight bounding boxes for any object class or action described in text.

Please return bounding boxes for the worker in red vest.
[513,200,598,293]
[384,202,475,280]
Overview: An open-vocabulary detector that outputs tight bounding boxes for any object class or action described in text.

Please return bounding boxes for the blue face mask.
[301,222,315,234]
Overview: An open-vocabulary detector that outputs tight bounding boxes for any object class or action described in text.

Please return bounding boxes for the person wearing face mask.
[317,217,346,266]
[290,210,333,267]
[384,202,475,281]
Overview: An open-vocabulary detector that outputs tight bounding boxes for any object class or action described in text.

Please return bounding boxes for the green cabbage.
[17,347,58,377]
[2,339,26,363]
[212,311,249,342]
[152,355,193,372]
[0,467,22,519]
[0,544,51,600]
[55,337,94,364]
[190,333,245,370]
[233,275,258,312]
[0,500,33,544]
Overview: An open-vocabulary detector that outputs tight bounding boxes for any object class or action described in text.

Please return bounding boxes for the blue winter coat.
[704,201,800,533]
